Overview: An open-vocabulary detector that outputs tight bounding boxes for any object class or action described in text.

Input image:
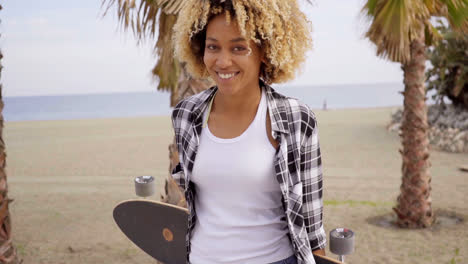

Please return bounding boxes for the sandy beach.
[5,107,467,264]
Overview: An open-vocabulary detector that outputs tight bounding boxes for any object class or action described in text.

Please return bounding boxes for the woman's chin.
[216,84,239,95]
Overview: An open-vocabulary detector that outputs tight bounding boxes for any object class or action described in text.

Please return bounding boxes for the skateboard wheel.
[329,228,354,256]
[135,176,155,197]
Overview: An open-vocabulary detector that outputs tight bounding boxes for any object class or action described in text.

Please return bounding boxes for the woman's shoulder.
[266,85,317,137]
[174,87,216,111]
[285,96,318,137]
[172,87,216,121]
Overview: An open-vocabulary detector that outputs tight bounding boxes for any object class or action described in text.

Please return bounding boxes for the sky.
[1,0,404,97]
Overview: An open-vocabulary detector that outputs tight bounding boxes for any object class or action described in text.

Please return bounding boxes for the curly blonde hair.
[173,0,312,84]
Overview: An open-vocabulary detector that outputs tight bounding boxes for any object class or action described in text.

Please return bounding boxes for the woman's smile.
[216,71,240,80]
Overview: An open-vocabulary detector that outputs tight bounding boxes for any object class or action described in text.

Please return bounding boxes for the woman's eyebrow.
[205,37,246,42]
[230,37,246,43]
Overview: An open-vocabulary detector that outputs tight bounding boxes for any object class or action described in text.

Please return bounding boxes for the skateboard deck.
[113,199,342,264]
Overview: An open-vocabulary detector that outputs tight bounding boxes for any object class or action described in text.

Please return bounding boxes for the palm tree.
[0,5,20,264]
[101,0,211,207]
[361,0,467,228]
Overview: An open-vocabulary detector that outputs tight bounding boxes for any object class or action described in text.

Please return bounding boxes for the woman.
[171,1,326,263]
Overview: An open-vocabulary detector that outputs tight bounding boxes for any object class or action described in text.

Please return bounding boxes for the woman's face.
[203,13,263,96]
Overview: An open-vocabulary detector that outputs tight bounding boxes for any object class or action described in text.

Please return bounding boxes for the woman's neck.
[212,84,262,117]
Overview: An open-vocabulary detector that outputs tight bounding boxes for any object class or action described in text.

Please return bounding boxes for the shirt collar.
[264,83,290,135]
[190,80,290,135]
[191,86,217,122]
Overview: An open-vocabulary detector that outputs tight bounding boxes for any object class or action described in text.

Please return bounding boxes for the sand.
[5,107,467,264]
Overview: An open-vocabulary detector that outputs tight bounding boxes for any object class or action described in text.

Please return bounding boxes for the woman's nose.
[215,51,232,68]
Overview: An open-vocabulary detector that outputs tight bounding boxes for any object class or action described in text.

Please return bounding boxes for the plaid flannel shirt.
[171,81,326,264]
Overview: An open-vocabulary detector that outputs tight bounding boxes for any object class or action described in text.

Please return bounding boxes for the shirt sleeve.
[300,117,327,251]
[171,106,187,191]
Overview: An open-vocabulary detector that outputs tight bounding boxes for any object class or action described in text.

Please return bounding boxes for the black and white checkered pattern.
[171,81,326,264]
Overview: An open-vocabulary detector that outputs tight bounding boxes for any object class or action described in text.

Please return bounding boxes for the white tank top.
[190,88,294,264]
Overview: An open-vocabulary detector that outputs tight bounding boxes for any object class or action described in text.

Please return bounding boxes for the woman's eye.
[206,44,217,50]
[233,46,246,52]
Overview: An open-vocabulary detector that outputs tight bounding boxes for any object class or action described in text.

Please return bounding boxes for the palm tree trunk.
[0,5,20,262]
[0,88,19,264]
[393,26,434,228]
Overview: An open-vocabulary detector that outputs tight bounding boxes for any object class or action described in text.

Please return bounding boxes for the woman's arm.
[300,113,327,253]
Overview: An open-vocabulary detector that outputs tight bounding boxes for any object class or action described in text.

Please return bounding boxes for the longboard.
[113,199,342,264]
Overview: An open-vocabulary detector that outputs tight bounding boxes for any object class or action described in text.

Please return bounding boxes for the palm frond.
[424,21,443,46]
[361,0,430,63]
[424,0,445,15]
[438,0,468,33]
[152,13,180,92]
[160,0,185,14]
[102,0,185,92]
[102,0,184,38]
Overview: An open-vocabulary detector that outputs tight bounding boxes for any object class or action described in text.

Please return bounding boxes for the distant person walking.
[171,1,326,263]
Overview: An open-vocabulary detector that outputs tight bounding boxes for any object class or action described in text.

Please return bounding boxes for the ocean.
[3,82,427,122]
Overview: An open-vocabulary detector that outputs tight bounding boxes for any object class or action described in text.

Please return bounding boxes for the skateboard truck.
[134,175,155,198]
[329,228,355,263]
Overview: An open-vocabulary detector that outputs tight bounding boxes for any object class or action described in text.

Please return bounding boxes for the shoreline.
[4,105,402,123]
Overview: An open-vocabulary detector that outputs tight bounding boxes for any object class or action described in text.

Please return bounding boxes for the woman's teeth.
[218,72,237,79]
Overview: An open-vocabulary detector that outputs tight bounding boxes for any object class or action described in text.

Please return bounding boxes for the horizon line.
[4,81,403,98]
